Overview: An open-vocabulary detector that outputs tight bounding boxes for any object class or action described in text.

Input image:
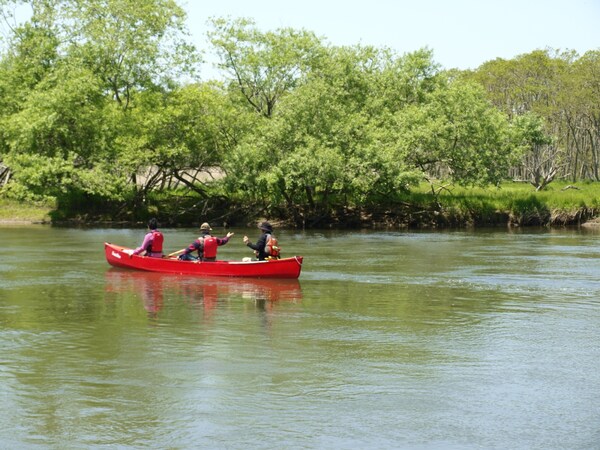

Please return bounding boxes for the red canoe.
[104,242,303,279]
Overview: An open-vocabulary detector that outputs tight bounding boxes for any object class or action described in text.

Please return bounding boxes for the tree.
[566,50,600,181]
[512,112,556,191]
[468,48,600,185]
[393,79,518,197]
[64,0,200,109]
[116,82,255,207]
[208,17,325,117]
[221,45,424,223]
[0,0,200,208]
[221,43,517,224]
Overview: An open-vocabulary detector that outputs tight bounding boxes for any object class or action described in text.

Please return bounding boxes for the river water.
[0,225,599,449]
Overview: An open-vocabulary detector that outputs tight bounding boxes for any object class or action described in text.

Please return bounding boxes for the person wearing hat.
[243,221,276,261]
[178,222,234,262]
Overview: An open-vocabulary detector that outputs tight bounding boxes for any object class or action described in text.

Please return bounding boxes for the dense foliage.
[0,1,598,226]
[465,49,600,189]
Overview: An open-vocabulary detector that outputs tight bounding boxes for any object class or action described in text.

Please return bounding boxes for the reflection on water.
[104,269,303,319]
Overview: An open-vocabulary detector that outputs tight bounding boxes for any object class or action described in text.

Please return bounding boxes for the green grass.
[0,198,54,223]
[430,181,599,209]
[411,180,600,226]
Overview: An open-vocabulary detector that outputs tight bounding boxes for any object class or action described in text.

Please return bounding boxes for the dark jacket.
[246,231,271,261]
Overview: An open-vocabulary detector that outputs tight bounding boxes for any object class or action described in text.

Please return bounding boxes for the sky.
[182,0,600,79]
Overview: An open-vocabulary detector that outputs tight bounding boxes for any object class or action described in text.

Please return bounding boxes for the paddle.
[167,248,186,257]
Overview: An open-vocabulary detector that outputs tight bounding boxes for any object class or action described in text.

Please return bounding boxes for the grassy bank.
[336,181,600,229]
[2,181,599,228]
[420,181,600,227]
[0,198,53,223]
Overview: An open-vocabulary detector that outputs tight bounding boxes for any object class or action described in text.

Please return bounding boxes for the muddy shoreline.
[2,208,599,230]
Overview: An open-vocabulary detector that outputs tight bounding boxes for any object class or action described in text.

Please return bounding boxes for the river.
[1,225,599,449]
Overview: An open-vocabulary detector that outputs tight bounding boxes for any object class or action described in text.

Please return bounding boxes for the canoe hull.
[104,242,303,279]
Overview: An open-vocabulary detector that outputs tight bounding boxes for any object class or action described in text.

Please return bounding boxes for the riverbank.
[0,199,53,224]
[2,181,599,229]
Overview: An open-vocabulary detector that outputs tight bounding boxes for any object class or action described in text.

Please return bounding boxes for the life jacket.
[150,230,164,253]
[201,235,218,259]
[265,234,280,258]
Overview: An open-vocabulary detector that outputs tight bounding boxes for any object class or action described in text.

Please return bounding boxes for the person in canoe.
[177,222,234,262]
[128,218,164,258]
[243,221,280,261]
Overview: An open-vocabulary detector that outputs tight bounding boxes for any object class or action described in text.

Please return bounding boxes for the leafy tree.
[221,43,517,224]
[221,44,408,223]
[511,112,556,191]
[565,50,600,181]
[208,17,325,117]
[396,79,517,191]
[64,0,199,109]
[468,48,600,186]
[0,0,200,210]
[116,82,255,207]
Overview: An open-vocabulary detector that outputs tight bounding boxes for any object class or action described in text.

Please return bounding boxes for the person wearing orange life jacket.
[243,221,280,261]
[179,222,234,262]
[131,218,164,258]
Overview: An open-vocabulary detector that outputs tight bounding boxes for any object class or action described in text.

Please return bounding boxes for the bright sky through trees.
[183,0,600,79]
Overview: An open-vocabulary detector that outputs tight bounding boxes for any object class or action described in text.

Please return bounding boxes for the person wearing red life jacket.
[179,222,234,262]
[243,221,279,261]
[131,218,164,258]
